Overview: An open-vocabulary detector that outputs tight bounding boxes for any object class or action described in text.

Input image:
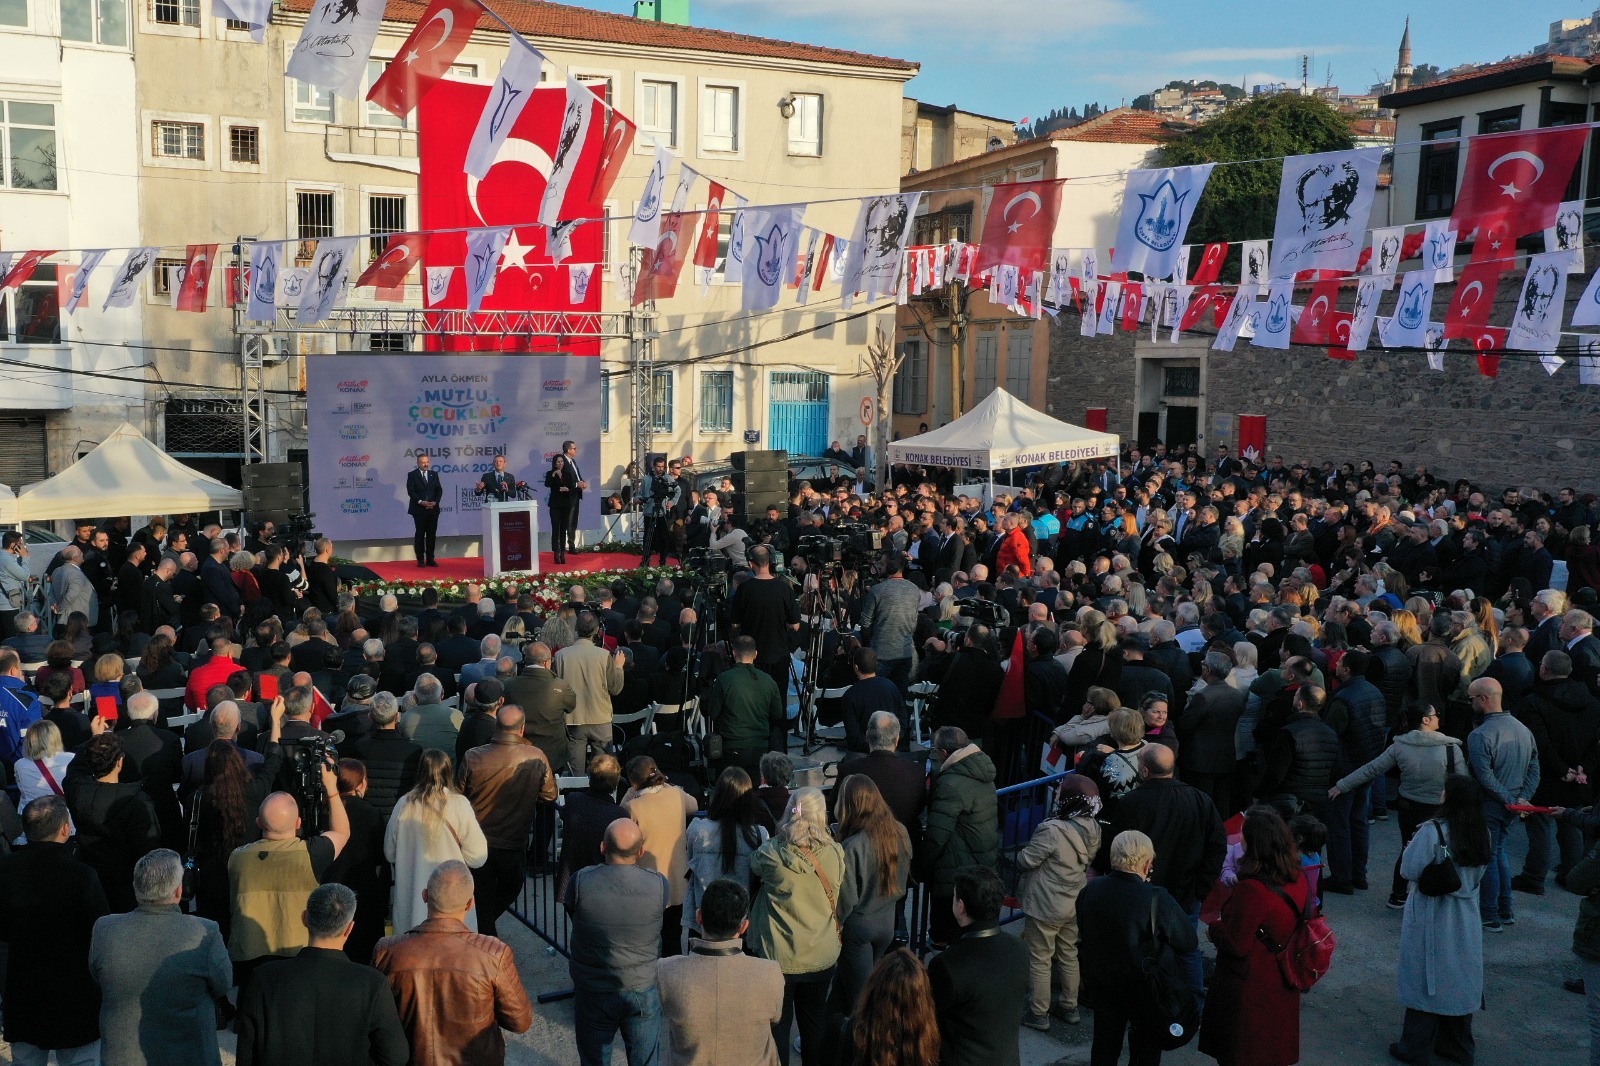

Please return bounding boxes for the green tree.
[1132,93,1154,111]
[1158,93,1355,248]
[1411,62,1441,87]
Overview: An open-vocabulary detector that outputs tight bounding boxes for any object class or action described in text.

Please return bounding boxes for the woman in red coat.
[995,513,1033,577]
[1199,806,1309,1066]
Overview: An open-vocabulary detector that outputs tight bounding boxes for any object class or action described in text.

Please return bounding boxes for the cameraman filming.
[639,456,682,567]
[858,552,921,694]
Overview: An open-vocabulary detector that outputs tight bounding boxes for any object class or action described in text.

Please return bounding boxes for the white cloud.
[697,0,1146,44]
[1166,45,1348,64]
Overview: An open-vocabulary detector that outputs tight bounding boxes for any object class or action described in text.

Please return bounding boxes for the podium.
[483,499,540,577]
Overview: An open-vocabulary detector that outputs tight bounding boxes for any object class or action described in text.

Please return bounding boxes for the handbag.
[182,789,201,905]
[1137,893,1200,1050]
[1416,821,1462,897]
[794,844,844,942]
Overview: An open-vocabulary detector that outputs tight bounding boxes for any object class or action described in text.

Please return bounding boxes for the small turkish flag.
[1475,327,1507,376]
[367,0,483,118]
[55,266,77,312]
[356,232,426,288]
[1211,291,1234,329]
[1191,242,1228,284]
[974,179,1063,275]
[693,182,727,269]
[1179,284,1221,331]
[1441,261,1506,340]
[588,106,637,205]
[1326,312,1356,359]
[632,211,697,305]
[1,249,55,289]
[1291,278,1342,345]
[175,243,218,313]
[1120,281,1144,331]
[813,234,836,291]
[1452,126,1589,258]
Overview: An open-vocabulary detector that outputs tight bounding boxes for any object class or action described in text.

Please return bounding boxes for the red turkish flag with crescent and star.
[693,182,727,269]
[1290,278,1342,345]
[1,250,55,290]
[588,106,636,206]
[1474,327,1508,376]
[974,179,1063,276]
[1179,285,1222,332]
[1451,126,1588,262]
[419,81,603,354]
[1190,242,1229,285]
[356,232,427,289]
[366,0,483,118]
[1326,311,1355,359]
[632,211,698,305]
[175,243,218,313]
[1441,261,1507,340]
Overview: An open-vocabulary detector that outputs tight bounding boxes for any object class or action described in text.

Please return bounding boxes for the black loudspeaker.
[243,464,305,525]
[731,449,787,472]
[740,491,789,525]
[741,469,788,497]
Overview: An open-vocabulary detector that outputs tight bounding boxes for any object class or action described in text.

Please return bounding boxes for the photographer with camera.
[728,546,800,698]
[639,456,683,568]
[858,553,921,695]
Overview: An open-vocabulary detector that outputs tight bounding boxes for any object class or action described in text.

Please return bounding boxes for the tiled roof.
[1423,53,1590,91]
[1381,52,1594,106]
[1350,117,1396,138]
[278,0,919,72]
[1048,108,1194,145]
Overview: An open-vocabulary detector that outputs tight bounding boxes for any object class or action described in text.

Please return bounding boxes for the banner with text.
[307,353,601,542]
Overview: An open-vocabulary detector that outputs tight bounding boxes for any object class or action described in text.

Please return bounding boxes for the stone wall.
[1045,277,1600,494]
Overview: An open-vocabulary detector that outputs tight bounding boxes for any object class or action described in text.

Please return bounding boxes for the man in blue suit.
[407,454,444,567]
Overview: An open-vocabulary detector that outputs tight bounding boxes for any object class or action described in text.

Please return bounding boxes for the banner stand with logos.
[484,500,539,577]
[307,354,600,552]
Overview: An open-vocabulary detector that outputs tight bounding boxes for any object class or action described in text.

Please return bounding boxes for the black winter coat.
[1521,679,1600,806]
[351,730,423,825]
[1106,777,1226,909]
[235,947,409,1066]
[0,842,110,1049]
[1323,676,1389,775]
[1257,715,1341,814]
[927,923,1029,1066]
[63,777,160,913]
[1366,645,1412,728]
[931,650,1005,737]
[1077,871,1198,1008]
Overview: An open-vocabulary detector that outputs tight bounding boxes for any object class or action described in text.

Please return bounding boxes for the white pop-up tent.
[16,422,244,521]
[886,388,1120,479]
[0,485,18,526]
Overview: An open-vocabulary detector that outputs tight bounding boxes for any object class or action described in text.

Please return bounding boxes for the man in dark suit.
[1177,652,1246,816]
[235,884,410,1066]
[555,439,587,558]
[141,558,183,634]
[113,541,147,628]
[830,711,925,845]
[118,691,186,848]
[478,454,517,502]
[1563,609,1600,696]
[1527,591,1566,668]
[199,540,241,623]
[501,643,577,774]
[406,454,444,568]
[928,867,1028,1066]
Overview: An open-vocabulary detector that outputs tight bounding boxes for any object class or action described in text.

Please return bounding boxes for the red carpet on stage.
[366,552,646,583]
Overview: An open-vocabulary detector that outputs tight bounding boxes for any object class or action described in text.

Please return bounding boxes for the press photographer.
[638,455,683,567]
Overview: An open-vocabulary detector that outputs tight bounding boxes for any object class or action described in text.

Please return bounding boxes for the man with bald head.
[457,703,557,937]
[566,817,669,1066]
[1466,676,1538,929]
[226,760,349,996]
[180,698,275,800]
[1107,741,1225,1009]
[374,860,533,1065]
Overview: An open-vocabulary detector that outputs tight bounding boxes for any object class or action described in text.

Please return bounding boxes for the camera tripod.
[794,574,850,756]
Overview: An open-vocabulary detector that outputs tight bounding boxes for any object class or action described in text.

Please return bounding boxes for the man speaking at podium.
[478,455,517,502]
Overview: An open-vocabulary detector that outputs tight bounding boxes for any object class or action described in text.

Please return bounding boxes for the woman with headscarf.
[1016,775,1103,1030]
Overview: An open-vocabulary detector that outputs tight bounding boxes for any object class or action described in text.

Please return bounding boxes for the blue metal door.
[768,371,829,456]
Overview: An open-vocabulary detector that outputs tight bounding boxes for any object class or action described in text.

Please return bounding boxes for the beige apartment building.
[132,0,916,503]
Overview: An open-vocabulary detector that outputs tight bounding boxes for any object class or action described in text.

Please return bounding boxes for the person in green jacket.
[749,786,845,1066]
[701,637,787,783]
[918,725,999,947]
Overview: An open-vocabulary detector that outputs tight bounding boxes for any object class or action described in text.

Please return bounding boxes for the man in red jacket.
[996,512,1033,578]
[185,637,242,712]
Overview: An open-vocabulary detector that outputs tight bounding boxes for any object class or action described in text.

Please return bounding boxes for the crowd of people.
[0,438,1596,1066]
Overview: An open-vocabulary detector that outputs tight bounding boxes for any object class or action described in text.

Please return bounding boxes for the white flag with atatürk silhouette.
[1112,164,1214,281]
[297,236,357,326]
[286,0,389,98]
[465,37,545,180]
[738,204,804,312]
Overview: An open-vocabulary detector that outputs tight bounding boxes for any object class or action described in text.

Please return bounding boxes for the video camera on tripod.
[957,598,1009,628]
[283,731,341,835]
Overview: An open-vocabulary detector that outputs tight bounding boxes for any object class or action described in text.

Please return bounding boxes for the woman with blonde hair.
[230,550,262,605]
[749,786,846,1066]
[1053,685,1121,753]
[538,605,578,652]
[1064,613,1119,713]
[1392,609,1424,651]
[1471,596,1500,657]
[14,720,74,840]
[1227,642,1259,694]
[384,748,487,933]
[832,775,912,1013]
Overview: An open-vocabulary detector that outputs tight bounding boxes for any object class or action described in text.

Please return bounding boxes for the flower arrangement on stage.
[347,565,681,608]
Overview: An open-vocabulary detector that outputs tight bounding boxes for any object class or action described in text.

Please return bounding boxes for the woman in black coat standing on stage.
[545,453,575,564]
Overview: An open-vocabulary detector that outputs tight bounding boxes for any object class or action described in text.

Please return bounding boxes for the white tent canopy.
[0,485,17,526]
[886,388,1120,472]
[16,422,244,522]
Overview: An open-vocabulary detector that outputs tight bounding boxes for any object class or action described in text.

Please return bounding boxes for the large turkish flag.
[419,81,604,354]
[1450,126,1588,262]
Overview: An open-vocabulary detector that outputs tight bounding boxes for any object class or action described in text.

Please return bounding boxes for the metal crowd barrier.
[511,767,1072,967]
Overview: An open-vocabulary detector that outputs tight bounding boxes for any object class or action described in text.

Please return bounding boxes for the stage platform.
[365,552,647,583]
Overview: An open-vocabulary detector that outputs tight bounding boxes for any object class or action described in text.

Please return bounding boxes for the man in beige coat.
[658,878,783,1066]
[554,611,625,774]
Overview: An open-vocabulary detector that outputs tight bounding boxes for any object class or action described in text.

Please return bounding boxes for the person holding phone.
[0,532,30,639]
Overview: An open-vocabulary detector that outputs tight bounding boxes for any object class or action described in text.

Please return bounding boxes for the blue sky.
[586,1,1575,121]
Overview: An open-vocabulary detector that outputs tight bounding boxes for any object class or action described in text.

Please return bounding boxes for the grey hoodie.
[1335,729,1465,805]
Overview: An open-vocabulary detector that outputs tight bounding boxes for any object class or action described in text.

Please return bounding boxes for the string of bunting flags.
[2,0,1600,386]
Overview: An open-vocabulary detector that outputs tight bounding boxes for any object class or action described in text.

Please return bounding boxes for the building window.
[296,189,336,260]
[1,101,58,190]
[893,339,928,414]
[224,17,249,28]
[0,0,26,28]
[293,79,334,124]
[701,84,739,153]
[912,205,972,245]
[367,193,406,259]
[1163,365,1201,397]
[365,60,409,129]
[638,79,678,149]
[60,0,128,46]
[713,213,732,277]
[1477,106,1522,135]
[577,74,612,106]
[229,124,259,163]
[369,332,405,351]
[1,262,60,344]
[1415,119,1460,221]
[787,93,822,156]
[152,256,184,296]
[649,368,674,432]
[1005,333,1032,402]
[600,374,610,433]
[699,370,733,432]
[152,119,205,160]
[151,0,198,26]
[973,333,998,402]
